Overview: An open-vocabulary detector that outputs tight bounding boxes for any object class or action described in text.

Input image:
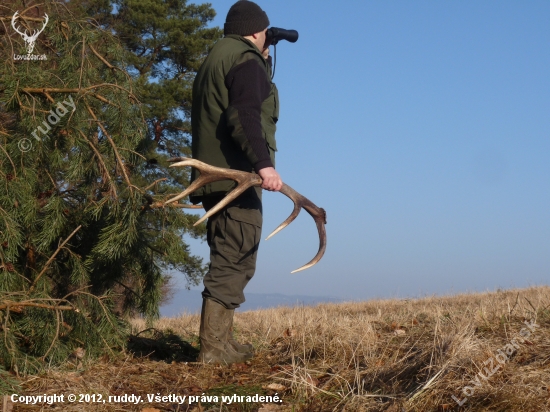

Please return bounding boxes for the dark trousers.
[201,187,262,309]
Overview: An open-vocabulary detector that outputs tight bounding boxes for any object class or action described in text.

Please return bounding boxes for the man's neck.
[243,35,262,52]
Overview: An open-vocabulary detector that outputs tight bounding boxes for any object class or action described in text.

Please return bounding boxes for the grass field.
[2,286,549,411]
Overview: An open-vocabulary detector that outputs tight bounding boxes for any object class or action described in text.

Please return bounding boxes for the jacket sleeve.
[225,56,273,172]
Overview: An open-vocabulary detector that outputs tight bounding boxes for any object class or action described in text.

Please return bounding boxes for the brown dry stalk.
[20,88,123,108]
[90,93,118,107]
[143,178,167,191]
[0,16,46,22]
[88,44,115,70]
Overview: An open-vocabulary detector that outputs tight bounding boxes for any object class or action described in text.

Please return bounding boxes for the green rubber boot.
[198,298,253,364]
[228,310,254,355]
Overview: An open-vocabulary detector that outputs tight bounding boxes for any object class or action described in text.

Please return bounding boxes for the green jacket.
[190,35,279,200]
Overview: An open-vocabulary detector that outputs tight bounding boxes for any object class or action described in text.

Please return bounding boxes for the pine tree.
[80,0,222,205]
[0,0,221,374]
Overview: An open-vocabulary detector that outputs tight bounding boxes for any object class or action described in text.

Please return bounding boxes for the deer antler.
[165,158,327,273]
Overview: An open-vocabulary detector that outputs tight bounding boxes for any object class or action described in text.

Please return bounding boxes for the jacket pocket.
[226,207,262,227]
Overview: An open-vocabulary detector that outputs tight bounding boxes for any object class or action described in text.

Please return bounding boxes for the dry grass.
[2,286,549,411]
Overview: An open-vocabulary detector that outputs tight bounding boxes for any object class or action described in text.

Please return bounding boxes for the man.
[189,0,282,364]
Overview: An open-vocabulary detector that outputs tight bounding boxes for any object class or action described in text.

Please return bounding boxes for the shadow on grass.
[127,328,199,362]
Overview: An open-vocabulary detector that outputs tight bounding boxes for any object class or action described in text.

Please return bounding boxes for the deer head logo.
[11,11,49,55]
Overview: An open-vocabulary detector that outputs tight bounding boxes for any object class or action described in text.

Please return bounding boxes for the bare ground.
[2,286,549,412]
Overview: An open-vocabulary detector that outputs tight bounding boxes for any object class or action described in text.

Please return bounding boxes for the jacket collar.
[224,34,262,55]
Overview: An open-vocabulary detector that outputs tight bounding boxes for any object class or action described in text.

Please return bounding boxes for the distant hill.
[160,289,342,316]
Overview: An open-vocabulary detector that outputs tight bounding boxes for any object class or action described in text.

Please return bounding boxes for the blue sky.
[178,0,550,303]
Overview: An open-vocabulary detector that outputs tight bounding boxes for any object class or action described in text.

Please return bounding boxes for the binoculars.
[266,27,299,45]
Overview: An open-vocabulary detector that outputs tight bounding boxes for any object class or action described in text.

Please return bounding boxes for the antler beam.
[165,158,327,273]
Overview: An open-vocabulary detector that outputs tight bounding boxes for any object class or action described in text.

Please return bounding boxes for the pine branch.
[0,144,16,177]
[85,102,134,191]
[145,242,167,256]
[144,178,167,191]
[21,85,138,102]
[117,147,147,160]
[149,202,203,209]
[88,44,115,70]
[0,17,47,23]
[0,301,75,311]
[91,93,119,108]
[41,309,62,360]
[43,92,55,104]
[79,36,86,89]
[29,225,82,292]
[77,129,115,194]
[18,105,50,114]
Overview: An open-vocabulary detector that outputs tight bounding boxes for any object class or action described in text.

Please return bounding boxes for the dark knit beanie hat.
[224,1,270,36]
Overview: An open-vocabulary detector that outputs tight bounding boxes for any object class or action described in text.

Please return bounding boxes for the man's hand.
[258,167,283,191]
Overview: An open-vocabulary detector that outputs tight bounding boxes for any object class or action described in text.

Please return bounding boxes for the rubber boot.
[227,309,254,355]
[198,298,252,364]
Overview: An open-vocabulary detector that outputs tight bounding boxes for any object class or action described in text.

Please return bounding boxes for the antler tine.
[265,201,300,240]
[266,184,327,239]
[165,158,262,226]
[193,178,258,225]
[266,183,327,273]
[291,217,327,273]
[163,163,213,204]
